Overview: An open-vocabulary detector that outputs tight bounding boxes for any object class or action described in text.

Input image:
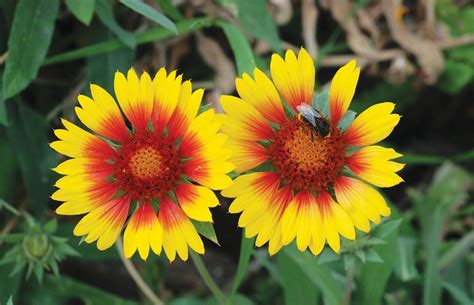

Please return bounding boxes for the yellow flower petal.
[329,60,360,125]
[345,102,400,146]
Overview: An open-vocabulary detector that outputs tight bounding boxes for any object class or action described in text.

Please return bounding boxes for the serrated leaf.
[65,0,96,25]
[95,0,136,49]
[3,0,59,99]
[120,0,177,34]
[192,221,220,246]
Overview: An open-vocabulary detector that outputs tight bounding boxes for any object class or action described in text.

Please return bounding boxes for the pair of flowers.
[51,48,403,261]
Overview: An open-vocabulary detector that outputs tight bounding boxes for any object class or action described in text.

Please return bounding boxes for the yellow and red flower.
[51,68,233,261]
[220,48,404,255]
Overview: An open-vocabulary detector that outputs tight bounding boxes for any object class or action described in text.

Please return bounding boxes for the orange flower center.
[269,119,346,192]
[129,147,162,179]
[113,131,182,201]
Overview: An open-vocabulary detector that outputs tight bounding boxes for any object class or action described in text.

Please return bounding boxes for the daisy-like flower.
[50,68,233,261]
[220,48,404,255]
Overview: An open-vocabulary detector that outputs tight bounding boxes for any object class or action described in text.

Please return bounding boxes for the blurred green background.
[0,0,473,304]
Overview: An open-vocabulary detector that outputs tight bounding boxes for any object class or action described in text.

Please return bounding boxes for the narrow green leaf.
[95,0,136,49]
[155,0,183,21]
[442,281,473,305]
[40,275,140,305]
[87,23,135,92]
[5,101,57,216]
[0,262,21,304]
[192,220,220,246]
[120,0,177,34]
[43,17,213,65]
[6,296,13,305]
[282,245,343,305]
[438,231,474,272]
[0,81,6,125]
[217,20,256,76]
[278,249,319,305]
[3,0,59,98]
[354,218,400,305]
[394,236,419,281]
[65,0,96,25]
[232,0,281,53]
[228,233,255,302]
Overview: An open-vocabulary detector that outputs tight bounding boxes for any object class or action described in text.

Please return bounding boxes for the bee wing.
[296,103,321,126]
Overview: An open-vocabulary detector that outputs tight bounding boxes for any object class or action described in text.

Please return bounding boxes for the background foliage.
[0,0,473,304]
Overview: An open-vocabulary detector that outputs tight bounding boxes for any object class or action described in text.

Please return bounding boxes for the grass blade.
[120,0,177,34]
[43,17,213,65]
[65,0,96,25]
[217,20,256,76]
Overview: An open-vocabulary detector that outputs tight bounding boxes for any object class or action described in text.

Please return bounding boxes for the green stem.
[227,232,255,304]
[343,263,356,305]
[190,251,226,304]
[0,199,20,216]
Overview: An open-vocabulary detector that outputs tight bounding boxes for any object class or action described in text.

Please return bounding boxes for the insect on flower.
[219,48,404,256]
[296,103,331,138]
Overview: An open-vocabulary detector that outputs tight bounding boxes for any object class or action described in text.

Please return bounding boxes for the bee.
[296,103,331,138]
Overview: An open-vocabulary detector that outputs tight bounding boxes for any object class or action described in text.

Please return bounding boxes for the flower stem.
[115,238,164,305]
[343,264,356,305]
[190,251,226,304]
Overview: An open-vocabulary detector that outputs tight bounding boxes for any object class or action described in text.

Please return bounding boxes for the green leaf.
[86,23,135,92]
[2,0,59,99]
[412,163,472,305]
[232,0,281,53]
[27,275,140,305]
[95,0,136,49]
[0,80,6,125]
[312,89,330,116]
[5,101,57,216]
[6,296,13,305]
[0,262,21,304]
[44,17,213,65]
[394,236,419,281]
[442,281,473,305]
[154,0,183,21]
[0,134,18,199]
[354,217,401,305]
[65,0,96,25]
[365,249,384,263]
[43,219,58,234]
[120,0,177,34]
[192,220,220,246]
[281,245,343,305]
[438,231,474,272]
[278,249,319,305]
[217,21,256,76]
[438,60,473,94]
[228,233,255,301]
